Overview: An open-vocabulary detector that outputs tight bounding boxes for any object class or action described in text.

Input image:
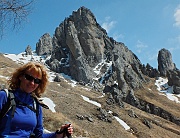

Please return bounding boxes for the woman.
[0,62,73,138]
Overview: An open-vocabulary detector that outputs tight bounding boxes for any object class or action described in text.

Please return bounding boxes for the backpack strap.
[0,89,16,121]
[32,97,49,117]
[35,98,49,109]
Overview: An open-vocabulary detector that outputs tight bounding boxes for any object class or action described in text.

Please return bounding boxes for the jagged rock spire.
[158,48,175,76]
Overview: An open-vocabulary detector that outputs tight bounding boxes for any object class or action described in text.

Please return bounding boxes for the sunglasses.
[24,74,41,84]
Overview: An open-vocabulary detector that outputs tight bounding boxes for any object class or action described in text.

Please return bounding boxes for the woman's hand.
[56,124,73,138]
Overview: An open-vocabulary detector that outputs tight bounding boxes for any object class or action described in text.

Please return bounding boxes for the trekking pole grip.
[66,123,72,138]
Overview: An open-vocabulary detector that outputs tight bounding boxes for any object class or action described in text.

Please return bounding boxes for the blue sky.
[0,0,180,69]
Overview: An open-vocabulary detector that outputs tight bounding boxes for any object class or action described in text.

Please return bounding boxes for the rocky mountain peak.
[40,6,149,105]
[71,6,98,26]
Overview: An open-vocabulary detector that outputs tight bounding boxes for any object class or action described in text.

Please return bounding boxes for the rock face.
[50,6,108,85]
[36,33,52,56]
[167,69,180,94]
[141,63,160,78]
[112,41,146,93]
[158,48,175,77]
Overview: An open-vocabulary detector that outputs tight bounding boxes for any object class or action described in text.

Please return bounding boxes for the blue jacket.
[0,89,56,138]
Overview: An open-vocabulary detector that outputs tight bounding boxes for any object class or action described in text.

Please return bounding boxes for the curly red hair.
[8,62,49,97]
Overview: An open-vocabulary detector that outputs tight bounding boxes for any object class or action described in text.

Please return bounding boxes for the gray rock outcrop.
[158,48,175,76]
[112,42,146,93]
[157,48,180,94]
[167,69,180,94]
[141,63,160,78]
[25,45,32,55]
[54,74,61,82]
[36,33,53,56]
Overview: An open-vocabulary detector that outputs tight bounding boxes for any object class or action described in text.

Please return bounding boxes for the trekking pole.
[65,122,72,138]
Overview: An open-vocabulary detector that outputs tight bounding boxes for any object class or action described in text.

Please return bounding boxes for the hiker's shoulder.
[0,90,9,103]
[0,89,14,98]
[0,89,8,97]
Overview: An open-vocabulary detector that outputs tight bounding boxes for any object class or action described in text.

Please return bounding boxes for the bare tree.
[0,0,34,37]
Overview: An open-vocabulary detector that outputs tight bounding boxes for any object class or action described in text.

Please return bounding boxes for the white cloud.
[167,36,180,52]
[101,16,117,33]
[136,40,148,53]
[112,33,124,42]
[101,17,124,43]
[148,53,157,61]
[173,5,180,28]
[169,35,180,43]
